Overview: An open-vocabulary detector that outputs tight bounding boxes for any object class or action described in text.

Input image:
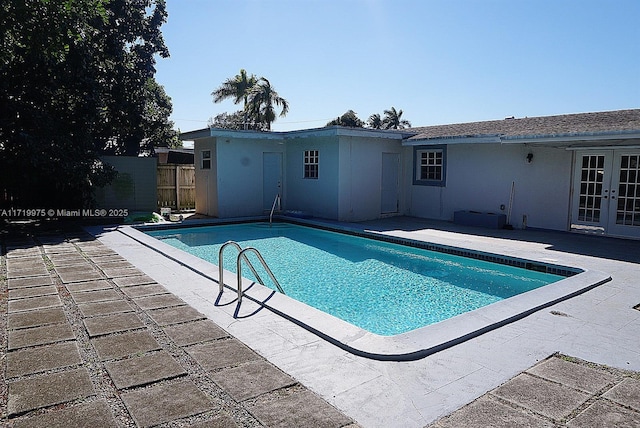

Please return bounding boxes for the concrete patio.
[1,217,639,427]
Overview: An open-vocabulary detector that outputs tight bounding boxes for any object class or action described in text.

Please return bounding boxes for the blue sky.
[155,0,640,132]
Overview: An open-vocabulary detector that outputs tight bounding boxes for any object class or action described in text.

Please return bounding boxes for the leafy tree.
[327,110,365,128]
[367,113,383,129]
[247,78,289,131]
[211,69,258,130]
[0,0,178,209]
[95,0,178,155]
[142,79,182,149]
[208,110,266,131]
[382,107,411,129]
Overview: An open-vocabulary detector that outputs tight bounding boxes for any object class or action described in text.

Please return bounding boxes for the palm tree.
[367,113,383,129]
[247,78,289,131]
[382,107,411,129]
[211,69,257,129]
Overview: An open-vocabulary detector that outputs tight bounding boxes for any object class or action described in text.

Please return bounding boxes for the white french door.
[609,151,640,237]
[572,150,640,238]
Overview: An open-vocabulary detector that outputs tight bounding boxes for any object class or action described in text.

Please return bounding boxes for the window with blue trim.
[201,150,211,170]
[413,145,446,186]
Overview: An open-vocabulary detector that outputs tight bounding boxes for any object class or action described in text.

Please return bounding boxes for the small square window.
[413,146,446,186]
[304,150,318,179]
[201,150,211,170]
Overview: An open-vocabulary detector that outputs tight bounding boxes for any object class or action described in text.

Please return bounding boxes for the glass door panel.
[572,151,612,232]
[608,152,640,238]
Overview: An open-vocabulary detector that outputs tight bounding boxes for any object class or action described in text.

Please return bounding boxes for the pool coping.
[118,218,612,361]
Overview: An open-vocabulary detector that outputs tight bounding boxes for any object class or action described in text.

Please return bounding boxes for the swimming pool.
[146,222,564,336]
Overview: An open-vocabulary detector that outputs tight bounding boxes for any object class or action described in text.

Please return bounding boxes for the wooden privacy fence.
[157,164,195,211]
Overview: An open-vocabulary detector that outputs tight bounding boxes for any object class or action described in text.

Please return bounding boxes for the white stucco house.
[181,109,640,239]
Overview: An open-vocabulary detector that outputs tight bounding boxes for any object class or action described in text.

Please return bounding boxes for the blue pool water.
[147,223,563,336]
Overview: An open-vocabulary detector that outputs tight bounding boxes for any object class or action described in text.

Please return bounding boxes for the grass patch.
[124,212,164,224]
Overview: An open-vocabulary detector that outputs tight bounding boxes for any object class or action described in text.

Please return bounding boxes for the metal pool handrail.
[269,193,281,227]
[218,240,284,302]
[236,247,284,302]
[218,241,265,294]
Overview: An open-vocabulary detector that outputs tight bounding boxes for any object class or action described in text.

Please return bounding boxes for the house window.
[414,146,446,186]
[201,150,211,170]
[304,150,319,179]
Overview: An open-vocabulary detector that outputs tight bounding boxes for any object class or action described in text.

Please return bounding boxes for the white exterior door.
[263,152,283,212]
[381,153,399,214]
[608,151,640,238]
[572,150,640,238]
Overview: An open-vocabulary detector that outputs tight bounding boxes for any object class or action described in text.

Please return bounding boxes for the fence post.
[175,165,180,211]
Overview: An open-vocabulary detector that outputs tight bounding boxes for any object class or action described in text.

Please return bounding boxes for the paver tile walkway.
[7,368,95,417]
[247,389,355,428]
[90,330,162,361]
[83,311,145,336]
[7,306,66,329]
[431,355,640,427]
[163,318,229,346]
[8,294,61,312]
[70,288,123,304]
[105,351,187,389]
[11,399,118,428]
[8,283,58,299]
[1,225,359,427]
[7,275,52,288]
[603,378,640,411]
[8,322,75,350]
[6,341,82,378]
[120,380,217,427]
[77,299,135,317]
[147,304,206,325]
[211,360,298,402]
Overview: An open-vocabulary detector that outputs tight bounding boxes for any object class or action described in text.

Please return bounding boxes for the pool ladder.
[269,193,281,227]
[218,241,284,302]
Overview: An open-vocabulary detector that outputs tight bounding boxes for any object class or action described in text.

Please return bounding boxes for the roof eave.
[182,126,413,141]
[179,128,210,141]
[402,135,502,146]
[502,130,640,144]
[403,130,640,146]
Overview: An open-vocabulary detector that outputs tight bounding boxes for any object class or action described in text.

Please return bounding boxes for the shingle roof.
[406,109,640,141]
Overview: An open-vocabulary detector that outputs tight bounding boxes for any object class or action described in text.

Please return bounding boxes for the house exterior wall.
[406,143,573,230]
[193,130,575,229]
[337,136,403,222]
[215,137,285,218]
[282,134,404,222]
[190,130,408,222]
[194,138,218,216]
[285,136,339,219]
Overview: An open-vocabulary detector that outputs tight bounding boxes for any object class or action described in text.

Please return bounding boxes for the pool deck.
[2,216,640,426]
